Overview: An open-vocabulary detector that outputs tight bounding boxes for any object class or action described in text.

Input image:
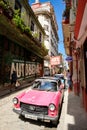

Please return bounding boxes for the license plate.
[25,114,37,120]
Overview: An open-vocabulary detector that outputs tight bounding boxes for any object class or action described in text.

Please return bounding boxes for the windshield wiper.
[46,88,53,91]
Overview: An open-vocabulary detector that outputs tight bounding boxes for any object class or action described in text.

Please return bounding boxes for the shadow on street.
[67,91,87,130]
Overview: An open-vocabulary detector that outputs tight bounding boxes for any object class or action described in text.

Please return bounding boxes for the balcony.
[0,1,48,58]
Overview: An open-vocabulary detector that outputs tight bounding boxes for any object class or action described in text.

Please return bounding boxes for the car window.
[61,79,64,83]
[54,75,64,81]
[32,81,41,89]
[32,80,57,91]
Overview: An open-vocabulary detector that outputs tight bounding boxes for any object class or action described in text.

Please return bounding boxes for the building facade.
[0,0,48,88]
[31,0,59,75]
[74,0,87,112]
[62,0,87,112]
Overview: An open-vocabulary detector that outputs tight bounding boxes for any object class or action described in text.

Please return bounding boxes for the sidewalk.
[58,89,87,130]
[0,82,32,98]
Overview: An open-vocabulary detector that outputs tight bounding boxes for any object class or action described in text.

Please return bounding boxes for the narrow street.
[0,87,87,130]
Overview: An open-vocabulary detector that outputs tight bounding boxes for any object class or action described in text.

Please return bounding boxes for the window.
[32,80,57,91]
[15,0,21,10]
[44,25,49,31]
[44,16,49,23]
[39,32,42,42]
[31,21,34,32]
[4,40,9,51]
[15,0,21,16]
[45,35,49,41]
[67,37,69,42]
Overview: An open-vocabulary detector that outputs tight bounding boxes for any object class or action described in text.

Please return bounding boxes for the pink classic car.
[13,77,64,126]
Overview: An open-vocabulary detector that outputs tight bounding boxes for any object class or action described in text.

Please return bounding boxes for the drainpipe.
[76,52,80,95]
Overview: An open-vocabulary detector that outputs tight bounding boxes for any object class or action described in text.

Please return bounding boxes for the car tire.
[19,114,25,120]
[51,105,61,126]
[51,120,59,127]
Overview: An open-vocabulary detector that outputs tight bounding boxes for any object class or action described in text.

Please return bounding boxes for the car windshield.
[32,80,57,92]
[54,74,64,78]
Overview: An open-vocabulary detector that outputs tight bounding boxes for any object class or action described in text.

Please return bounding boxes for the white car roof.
[35,77,58,83]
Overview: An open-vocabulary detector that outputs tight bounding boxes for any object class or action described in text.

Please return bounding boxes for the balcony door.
[84,39,87,92]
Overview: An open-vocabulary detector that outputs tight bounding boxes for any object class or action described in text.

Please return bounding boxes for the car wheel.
[19,114,25,120]
[58,105,61,119]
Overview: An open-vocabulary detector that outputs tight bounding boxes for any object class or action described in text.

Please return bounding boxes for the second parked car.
[54,74,66,89]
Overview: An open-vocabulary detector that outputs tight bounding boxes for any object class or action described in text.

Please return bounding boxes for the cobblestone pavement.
[0,88,57,130]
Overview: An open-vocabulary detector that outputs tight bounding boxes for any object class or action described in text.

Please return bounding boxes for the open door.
[83,39,87,92]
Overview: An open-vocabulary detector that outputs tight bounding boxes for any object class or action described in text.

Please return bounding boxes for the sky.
[29,0,67,59]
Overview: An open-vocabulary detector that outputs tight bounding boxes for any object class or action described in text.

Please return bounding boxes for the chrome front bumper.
[13,108,58,122]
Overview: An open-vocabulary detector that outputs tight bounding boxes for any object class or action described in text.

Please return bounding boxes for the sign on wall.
[50,56,61,66]
[10,60,42,78]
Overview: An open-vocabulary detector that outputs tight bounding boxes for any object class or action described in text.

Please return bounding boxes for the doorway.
[83,39,87,92]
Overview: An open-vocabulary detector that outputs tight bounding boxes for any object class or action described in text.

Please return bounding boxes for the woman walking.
[66,69,72,92]
[10,70,17,91]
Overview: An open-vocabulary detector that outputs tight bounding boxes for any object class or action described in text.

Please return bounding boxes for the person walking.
[10,70,17,91]
[66,69,72,92]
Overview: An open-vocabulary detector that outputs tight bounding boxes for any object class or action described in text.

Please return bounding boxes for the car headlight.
[13,97,18,104]
[49,103,56,111]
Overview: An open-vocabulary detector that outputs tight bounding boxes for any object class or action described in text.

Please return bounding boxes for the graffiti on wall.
[10,60,42,78]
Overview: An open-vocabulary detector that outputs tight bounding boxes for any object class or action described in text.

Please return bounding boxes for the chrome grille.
[20,102,48,115]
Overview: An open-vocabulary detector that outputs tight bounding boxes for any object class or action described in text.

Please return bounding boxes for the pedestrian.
[66,69,72,92]
[58,79,64,89]
[10,70,17,91]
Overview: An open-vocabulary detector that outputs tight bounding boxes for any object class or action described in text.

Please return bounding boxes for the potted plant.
[0,0,5,14]
[24,26,32,36]
[33,32,39,39]
[12,10,25,33]
[3,1,14,19]
[4,7,14,19]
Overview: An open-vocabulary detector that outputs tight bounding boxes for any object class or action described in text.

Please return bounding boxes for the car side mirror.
[60,84,64,89]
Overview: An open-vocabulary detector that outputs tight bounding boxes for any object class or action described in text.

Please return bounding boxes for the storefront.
[74,0,87,111]
[0,0,48,89]
[0,35,44,86]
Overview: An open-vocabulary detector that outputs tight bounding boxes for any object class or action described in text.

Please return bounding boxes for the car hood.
[20,90,59,106]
